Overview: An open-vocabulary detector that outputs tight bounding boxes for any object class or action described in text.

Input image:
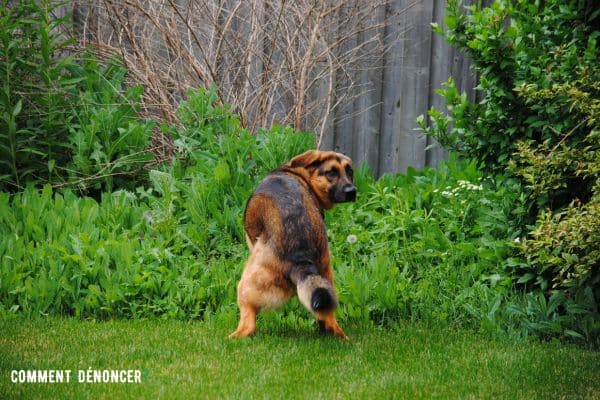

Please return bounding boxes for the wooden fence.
[70,0,479,176]
[321,0,479,175]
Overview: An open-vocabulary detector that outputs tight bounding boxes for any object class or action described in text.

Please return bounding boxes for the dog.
[229,150,356,339]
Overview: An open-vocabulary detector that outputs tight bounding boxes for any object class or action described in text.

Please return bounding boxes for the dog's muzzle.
[333,184,356,203]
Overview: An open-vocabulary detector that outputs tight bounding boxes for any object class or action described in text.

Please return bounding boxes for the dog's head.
[285,150,356,209]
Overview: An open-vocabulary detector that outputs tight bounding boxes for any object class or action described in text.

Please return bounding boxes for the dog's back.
[244,172,337,314]
[245,171,325,264]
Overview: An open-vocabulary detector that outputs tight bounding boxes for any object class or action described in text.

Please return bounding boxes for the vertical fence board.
[395,0,434,173]
[377,0,408,176]
[351,3,386,173]
[332,1,357,157]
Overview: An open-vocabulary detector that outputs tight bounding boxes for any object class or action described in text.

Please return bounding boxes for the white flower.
[514,237,521,243]
[456,180,484,191]
[346,234,358,244]
[143,211,154,225]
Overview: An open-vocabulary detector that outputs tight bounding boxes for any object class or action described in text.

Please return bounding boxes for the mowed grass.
[1,318,599,399]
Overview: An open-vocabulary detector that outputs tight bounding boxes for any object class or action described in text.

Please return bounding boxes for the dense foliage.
[1,0,598,345]
[419,0,599,341]
[0,0,153,193]
[0,106,529,336]
[421,0,599,177]
[0,89,313,320]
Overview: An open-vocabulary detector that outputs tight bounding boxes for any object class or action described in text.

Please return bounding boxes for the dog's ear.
[288,150,323,170]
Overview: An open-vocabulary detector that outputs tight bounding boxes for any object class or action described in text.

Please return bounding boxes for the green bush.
[420,0,599,178]
[0,0,153,193]
[419,0,600,342]
[0,88,314,320]
[328,158,527,334]
[0,149,529,339]
[0,185,239,319]
[2,84,597,344]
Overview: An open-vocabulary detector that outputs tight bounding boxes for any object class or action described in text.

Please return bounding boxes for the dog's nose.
[343,185,356,201]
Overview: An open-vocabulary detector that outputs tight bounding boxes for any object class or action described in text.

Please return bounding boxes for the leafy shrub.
[419,0,600,342]
[511,175,599,342]
[0,185,240,319]
[328,157,527,333]
[0,88,314,320]
[0,153,526,336]
[2,83,597,344]
[420,0,599,177]
[66,58,154,193]
[0,0,153,193]
[509,84,599,318]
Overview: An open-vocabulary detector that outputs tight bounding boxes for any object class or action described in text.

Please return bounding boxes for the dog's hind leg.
[314,259,348,340]
[229,301,257,338]
[291,270,348,340]
[316,311,348,340]
[229,241,292,339]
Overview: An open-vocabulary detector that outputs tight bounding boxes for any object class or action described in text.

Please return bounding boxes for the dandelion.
[346,234,358,244]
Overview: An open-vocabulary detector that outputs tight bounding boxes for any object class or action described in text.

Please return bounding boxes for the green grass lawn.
[1,318,599,399]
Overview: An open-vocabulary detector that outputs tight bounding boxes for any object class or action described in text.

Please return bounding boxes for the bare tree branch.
[71,0,402,139]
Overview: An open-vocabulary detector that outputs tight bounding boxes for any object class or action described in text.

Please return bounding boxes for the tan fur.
[229,150,355,340]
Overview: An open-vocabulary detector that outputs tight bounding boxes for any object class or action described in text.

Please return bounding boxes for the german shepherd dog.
[229,150,356,339]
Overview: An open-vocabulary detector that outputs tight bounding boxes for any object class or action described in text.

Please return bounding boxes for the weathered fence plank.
[351,2,386,174]
[327,0,478,176]
[395,0,434,172]
[378,0,409,176]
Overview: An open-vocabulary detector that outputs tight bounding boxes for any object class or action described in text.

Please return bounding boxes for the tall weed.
[0,0,76,190]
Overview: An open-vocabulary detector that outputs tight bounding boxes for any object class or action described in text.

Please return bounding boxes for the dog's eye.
[345,165,353,180]
[325,169,338,180]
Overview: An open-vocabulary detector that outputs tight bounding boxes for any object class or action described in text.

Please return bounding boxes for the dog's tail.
[288,267,337,313]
